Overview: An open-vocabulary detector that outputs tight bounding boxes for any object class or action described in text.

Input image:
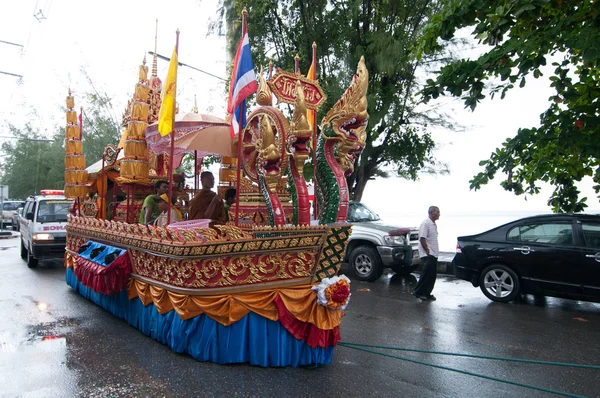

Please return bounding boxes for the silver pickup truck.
[344,201,419,281]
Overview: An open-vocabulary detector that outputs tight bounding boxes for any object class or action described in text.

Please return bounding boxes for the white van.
[20,190,73,268]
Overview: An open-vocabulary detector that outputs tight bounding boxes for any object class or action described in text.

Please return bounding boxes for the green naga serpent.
[316,56,369,224]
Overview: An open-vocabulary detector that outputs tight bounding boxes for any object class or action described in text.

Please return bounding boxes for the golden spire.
[193,95,198,113]
[242,7,248,16]
[152,19,158,78]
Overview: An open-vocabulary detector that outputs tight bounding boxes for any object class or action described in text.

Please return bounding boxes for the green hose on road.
[339,341,595,398]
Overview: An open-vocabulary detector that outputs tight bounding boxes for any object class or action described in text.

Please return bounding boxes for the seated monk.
[189,171,226,225]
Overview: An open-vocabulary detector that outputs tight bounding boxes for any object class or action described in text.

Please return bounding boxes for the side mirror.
[26,212,34,221]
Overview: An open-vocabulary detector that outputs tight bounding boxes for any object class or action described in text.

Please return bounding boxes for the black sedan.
[453,214,600,303]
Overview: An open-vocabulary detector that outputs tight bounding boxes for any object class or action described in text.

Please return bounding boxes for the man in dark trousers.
[413,206,440,300]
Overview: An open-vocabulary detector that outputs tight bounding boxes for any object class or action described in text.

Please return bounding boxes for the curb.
[0,232,18,240]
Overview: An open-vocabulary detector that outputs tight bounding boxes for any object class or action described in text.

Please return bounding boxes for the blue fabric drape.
[66,268,334,367]
[78,241,126,266]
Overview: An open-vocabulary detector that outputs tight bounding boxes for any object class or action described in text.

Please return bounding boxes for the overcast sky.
[1,0,598,222]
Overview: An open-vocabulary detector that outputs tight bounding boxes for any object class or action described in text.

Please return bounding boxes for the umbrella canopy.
[145,113,233,158]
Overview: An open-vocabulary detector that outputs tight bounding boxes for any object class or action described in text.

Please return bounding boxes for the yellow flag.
[158,47,178,136]
[307,59,316,134]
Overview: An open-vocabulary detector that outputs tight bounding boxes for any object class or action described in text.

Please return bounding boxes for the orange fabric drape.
[127,279,342,329]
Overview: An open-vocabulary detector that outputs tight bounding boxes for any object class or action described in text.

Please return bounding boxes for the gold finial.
[193,95,198,113]
[143,54,147,66]
[68,88,71,96]
[242,7,248,15]
[152,19,158,78]
[295,54,300,61]
[257,66,273,106]
[312,42,317,48]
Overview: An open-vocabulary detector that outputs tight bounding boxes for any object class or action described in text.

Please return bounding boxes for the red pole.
[234,12,247,227]
[167,30,180,225]
[100,158,105,219]
[234,111,244,226]
[311,43,319,219]
[126,185,131,223]
[194,150,198,194]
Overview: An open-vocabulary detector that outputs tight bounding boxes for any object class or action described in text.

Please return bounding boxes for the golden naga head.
[258,115,282,190]
[256,66,273,106]
[289,81,312,174]
[320,56,369,174]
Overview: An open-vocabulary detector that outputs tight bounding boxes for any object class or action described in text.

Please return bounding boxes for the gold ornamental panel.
[127,120,147,139]
[66,140,83,155]
[124,139,148,158]
[130,249,316,289]
[65,155,86,169]
[66,111,78,125]
[65,170,88,184]
[65,125,80,139]
[131,102,149,122]
[120,159,149,179]
[134,83,150,102]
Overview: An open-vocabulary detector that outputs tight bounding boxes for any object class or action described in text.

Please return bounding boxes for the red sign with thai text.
[267,70,327,110]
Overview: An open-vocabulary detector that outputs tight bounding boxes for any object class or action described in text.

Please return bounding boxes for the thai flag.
[227,18,258,138]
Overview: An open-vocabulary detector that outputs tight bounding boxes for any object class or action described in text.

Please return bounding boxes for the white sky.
[1,0,598,221]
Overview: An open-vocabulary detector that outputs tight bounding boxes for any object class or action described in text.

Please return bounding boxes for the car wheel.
[26,245,38,268]
[350,246,383,282]
[479,264,520,303]
[390,263,419,276]
[20,239,27,259]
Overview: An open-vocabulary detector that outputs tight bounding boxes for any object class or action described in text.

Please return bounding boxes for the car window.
[347,202,380,222]
[2,202,24,211]
[581,223,600,249]
[36,200,72,223]
[24,201,33,216]
[507,223,574,245]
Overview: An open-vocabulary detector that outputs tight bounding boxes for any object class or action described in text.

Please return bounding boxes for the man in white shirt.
[413,206,440,300]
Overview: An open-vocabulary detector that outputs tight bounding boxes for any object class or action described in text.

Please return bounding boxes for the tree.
[419,0,600,212]
[213,0,452,201]
[0,88,121,199]
[0,125,65,199]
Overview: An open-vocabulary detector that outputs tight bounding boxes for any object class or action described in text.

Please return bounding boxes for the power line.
[0,71,23,78]
[0,136,53,142]
[0,40,24,48]
[148,51,226,82]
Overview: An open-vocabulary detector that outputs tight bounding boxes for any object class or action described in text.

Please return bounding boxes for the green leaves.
[420,0,600,212]
[235,0,447,200]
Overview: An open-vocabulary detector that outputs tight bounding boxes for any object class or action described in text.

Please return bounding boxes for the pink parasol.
[145,113,233,159]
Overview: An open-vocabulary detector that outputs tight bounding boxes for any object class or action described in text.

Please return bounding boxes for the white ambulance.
[20,190,73,268]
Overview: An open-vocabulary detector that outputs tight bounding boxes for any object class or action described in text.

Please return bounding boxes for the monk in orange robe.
[189,171,227,224]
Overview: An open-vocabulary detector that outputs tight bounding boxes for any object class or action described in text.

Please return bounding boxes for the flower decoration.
[312,275,351,310]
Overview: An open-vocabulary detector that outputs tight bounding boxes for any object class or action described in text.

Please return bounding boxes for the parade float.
[63,14,369,367]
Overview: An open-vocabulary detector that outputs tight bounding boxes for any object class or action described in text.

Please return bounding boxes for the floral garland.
[312,275,351,310]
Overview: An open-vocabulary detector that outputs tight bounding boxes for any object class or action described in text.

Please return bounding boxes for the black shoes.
[412,291,436,300]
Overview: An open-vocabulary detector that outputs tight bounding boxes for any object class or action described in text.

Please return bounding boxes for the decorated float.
[63,13,369,367]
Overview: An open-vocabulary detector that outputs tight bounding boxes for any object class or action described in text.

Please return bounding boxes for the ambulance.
[20,190,73,268]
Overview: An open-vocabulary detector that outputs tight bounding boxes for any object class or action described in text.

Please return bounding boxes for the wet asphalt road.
[1,236,599,398]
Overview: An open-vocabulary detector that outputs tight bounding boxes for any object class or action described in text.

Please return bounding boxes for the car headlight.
[384,235,406,245]
[33,233,55,241]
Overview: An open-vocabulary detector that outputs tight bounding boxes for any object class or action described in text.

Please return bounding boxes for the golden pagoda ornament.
[63,90,89,199]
